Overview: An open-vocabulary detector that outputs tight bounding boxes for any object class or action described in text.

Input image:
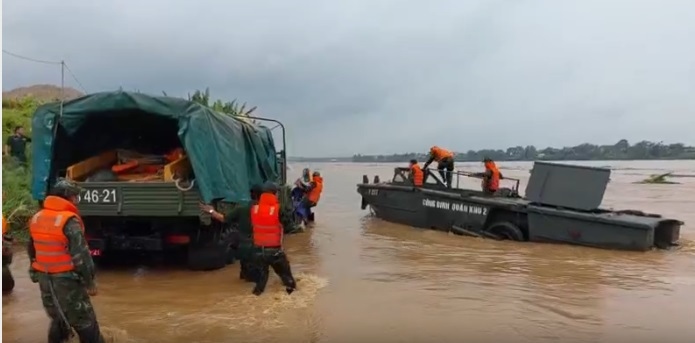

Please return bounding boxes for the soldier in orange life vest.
[250,181,297,296]
[28,179,105,343]
[305,171,324,208]
[200,184,263,283]
[422,146,455,188]
[409,159,424,187]
[474,157,503,195]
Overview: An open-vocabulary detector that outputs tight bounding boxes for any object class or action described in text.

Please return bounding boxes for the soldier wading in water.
[28,179,105,343]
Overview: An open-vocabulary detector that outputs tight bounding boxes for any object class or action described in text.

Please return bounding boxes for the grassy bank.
[2,98,40,242]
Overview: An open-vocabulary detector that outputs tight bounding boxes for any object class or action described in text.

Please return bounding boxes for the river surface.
[3,161,695,343]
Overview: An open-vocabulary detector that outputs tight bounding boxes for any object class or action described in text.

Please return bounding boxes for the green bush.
[2,97,39,242]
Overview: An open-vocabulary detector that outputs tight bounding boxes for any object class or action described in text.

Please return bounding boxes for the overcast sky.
[3,0,695,157]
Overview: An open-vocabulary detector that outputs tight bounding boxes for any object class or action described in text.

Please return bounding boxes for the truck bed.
[66,149,201,217]
[76,181,201,217]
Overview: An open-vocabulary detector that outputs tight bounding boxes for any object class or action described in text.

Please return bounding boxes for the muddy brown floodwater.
[3,161,695,343]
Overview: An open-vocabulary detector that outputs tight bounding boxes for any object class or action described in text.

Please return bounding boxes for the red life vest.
[29,196,84,273]
[250,193,283,248]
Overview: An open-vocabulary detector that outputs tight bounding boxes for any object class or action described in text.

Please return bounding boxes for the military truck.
[31,91,290,270]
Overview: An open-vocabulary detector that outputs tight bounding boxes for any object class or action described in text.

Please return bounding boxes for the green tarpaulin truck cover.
[31,91,279,203]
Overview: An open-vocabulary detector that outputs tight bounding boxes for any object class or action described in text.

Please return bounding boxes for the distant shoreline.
[293,140,695,163]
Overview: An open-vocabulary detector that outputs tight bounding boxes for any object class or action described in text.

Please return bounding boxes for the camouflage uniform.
[225,184,264,283]
[2,232,15,293]
[251,247,296,295]
[29,217,105,343]
[278,185,301,234]
[225,203,260,282]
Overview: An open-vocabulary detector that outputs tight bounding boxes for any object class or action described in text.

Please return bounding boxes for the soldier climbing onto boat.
[408,159,424,187]
[472,157,503,195]
[422,146,455,188]
[28,178,105,343]
[250,181,297,296]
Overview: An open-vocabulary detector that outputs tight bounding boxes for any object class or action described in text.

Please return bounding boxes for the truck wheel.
[219,226,238,265]
[486,221,524,241]
[187,229,229,271]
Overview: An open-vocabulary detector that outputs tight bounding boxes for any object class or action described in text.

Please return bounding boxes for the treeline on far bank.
[352,140,695,163]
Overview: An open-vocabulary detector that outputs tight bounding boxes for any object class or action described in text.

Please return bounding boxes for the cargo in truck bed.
[66,148,192,184]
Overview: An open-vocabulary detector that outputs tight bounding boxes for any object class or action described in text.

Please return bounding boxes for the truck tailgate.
[75,181,201,216]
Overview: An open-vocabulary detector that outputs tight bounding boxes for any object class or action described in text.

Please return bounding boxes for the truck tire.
[187,229,229,271]
[486,221,524,242]
[219,226,238,265]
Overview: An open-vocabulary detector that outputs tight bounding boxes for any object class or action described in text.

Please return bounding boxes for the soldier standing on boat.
[474,157,503,195]
[250,181,297,296]
[408,159,424,187]
[422,146,455,188]
[200,184,263,283]
[28,179,105,343]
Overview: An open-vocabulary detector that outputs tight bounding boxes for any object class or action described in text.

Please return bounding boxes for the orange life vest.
[430,146,454,161]
[484,161,500,192]
[251,193,283,248]
[307,176,324,204]
[410,164,424,186]
[2,215,9,257]
[29,196,84,274]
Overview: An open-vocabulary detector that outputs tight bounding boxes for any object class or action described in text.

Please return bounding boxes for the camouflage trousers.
[252,247,297,295]
[2,264,14,293]
[237,239,260,283]
[37,275,105,343]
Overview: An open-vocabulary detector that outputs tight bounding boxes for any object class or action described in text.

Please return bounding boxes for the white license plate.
[78,188,118,204]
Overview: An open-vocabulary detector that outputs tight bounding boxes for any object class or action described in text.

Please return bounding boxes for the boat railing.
[392,167,520,193]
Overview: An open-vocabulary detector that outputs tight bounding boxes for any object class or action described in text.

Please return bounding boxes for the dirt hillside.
[2,84,83,102]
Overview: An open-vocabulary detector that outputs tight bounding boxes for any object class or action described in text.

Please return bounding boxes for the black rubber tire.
[187,229,229,271]
[486,221,525,241]
[219,226,238,266]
